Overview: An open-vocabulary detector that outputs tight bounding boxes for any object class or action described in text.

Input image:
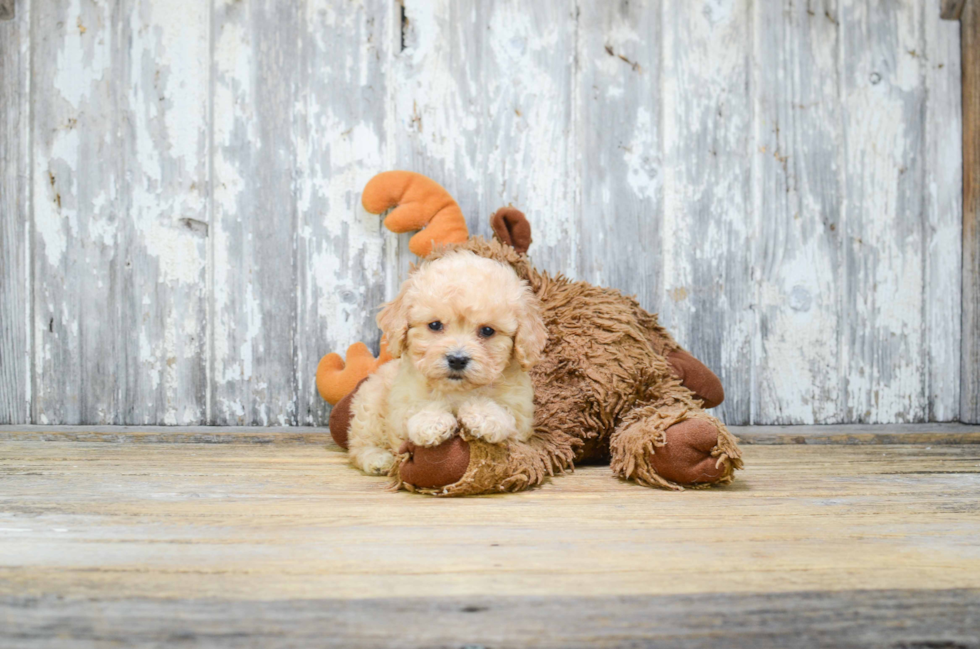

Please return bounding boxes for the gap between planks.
[1,423,979,445]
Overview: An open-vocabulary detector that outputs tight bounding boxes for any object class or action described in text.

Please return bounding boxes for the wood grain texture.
[753,0,843,424]
[0,424,336,444]
[31,0,210,425]
[294,0,390,425]
[925,1,964,421]
[660,0,754,425]
[1,442,980,603]
[3,422,980,445]
[733,421,980,444]
[2,0,970,426]
[31,0,116,425]
[0,0,30,423]
[576,0,662,306]
[963,0,980,423]
[942,0,967,20]
[387,0,484,288]
[3,589,980,649]
[481,0,578,276]
[390,0,578,284]
[124,0,211,424]
[210,0,300,425]
[841,0,928,423]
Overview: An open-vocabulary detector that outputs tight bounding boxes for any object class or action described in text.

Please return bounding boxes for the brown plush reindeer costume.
[318,171,743,495]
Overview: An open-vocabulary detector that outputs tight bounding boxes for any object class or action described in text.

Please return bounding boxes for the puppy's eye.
[428,321,443,332]
[478,326,495,338]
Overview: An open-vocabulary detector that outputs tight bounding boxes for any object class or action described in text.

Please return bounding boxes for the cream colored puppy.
[347,250,547,475]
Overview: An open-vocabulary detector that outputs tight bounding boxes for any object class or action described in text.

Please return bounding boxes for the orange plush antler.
[362,171,469,257]
[316,339,393,405]
[317,171,468,406]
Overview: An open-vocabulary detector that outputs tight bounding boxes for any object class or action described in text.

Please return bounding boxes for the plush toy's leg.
[392,429,579,497]
[631,306,725,409]
[327,377,369,449]
[665,350,725,409]
[609,383,743,491]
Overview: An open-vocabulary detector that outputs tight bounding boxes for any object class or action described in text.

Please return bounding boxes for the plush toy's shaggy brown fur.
[376,235,743,495]
[323,172,744,496]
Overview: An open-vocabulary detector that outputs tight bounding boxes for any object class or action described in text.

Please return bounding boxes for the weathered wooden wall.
[0,0,966,426]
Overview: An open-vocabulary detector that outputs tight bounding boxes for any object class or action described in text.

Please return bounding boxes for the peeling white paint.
[12,0,963,427]
[53,0,109,110]
[625,107,659,201]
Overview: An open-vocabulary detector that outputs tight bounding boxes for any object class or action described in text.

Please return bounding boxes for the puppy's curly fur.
[347,250,547,475]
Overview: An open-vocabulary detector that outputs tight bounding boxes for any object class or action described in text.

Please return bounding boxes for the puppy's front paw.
[407,410,458,447]
[353,447,395,476]
[458,399,517,444]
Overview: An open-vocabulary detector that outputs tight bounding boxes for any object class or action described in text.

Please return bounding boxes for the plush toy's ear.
[362,171,469,257]
[512,288,547,370]
[490,207,532,254]
[377,291,411,358]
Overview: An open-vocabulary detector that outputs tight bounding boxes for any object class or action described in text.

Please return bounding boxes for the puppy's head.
[377,250,546,390]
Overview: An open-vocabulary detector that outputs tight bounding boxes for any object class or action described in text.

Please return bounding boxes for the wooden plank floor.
[2,427,980,647]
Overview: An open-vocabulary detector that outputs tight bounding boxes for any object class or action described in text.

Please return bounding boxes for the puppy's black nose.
[446,353,470,371]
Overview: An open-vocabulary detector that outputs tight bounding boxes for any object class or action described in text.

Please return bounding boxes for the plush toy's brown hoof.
[649,419,729,485]
[327,377,369,450]
[666,350,725,409]
[398,436,471,489]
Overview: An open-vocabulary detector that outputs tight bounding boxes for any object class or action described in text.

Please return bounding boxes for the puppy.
[347,250,547,475]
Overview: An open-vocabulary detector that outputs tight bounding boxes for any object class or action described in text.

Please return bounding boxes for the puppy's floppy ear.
[377,290,411,358]
[513,287,547,370]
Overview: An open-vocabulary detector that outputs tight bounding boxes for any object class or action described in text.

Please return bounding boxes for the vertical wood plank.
[294,0,389,426]
[0,0,30,423]
[575,0,661,297]
[211,0,300,425]
[840,0,927,423]
[924,3,962,421]
[752,1,844,424]
[661,0,754,425]
[481,0,577,277]
[123,0,210,424]
[962,0,980,422]
[31,0,210,425]
[32,0,118,424]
